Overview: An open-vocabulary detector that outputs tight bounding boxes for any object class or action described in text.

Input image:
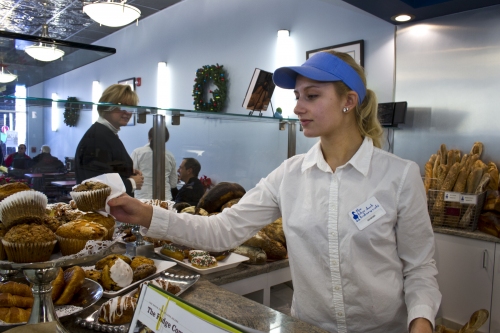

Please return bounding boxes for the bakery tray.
[75,272,200,333]
[81,258,176,298]
[154,247,249,275]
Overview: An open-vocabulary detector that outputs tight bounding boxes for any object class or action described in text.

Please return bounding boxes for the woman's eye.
[307,94,318,99]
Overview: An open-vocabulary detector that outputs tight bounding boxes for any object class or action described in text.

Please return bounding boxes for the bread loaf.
[458,173,491,229]
[466,167,484,194]
[261,218,286,246]
[233,245,267,265]
[470,142,484,158]
[432,154,441,179]
[424,156,435,193]
[439,144,448,165]
[452,167,469,193]
[432,162,461,219]
[243,230,287,260]
[459,154,468,169]
[486,162,499,191]
[446,150,456,167]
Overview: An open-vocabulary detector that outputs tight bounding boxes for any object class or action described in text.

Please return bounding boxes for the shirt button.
[338,312,343,316]
[331,232,336,236]
[332,260,337,265]
[335,285,340,290]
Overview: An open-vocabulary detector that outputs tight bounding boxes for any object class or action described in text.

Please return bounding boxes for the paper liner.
[56,235,104,256]
[103,226,115,241]
[2,239,56,263]
[70,187,111,212]
[0,191,48,229]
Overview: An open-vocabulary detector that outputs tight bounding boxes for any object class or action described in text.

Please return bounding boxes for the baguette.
[0,307,31,323]
[486,162,499,191]
[432,162,461,218]
[243,230,287,260]
[459,154,468,169]
[0,282,32,298]
[466,167,484,194]
[452,167,469,193]
[439,144,447,165]
[470,142,484,158]
[424,161,434,194]
[465,154,480,174]
[0,293,33,308]
[432,154,441,179]
[446,150,456,167]
[458,173,491,229]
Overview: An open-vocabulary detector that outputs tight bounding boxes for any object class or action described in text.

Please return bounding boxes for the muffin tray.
[75,272,200,333]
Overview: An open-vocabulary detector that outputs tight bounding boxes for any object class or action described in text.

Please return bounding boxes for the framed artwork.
[118,77,136,91]
[306,40,364,67]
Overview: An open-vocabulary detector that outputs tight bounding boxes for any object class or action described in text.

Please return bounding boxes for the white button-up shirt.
[131,144,177,200]
[146,137,441,333]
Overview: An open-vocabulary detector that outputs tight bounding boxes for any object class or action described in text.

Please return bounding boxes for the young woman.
[109,51,440,333]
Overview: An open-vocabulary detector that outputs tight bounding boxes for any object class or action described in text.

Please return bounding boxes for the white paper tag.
[444,191,461,202]
[460,194,478,205]
[349,197,387,230]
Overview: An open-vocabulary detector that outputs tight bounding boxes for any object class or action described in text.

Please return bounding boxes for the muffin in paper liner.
[70,187,111,212]
[56,235,105,256]
[0,190,47,229]
[0,238,5,260]
[1,239,56,263]
[103,226,115,241]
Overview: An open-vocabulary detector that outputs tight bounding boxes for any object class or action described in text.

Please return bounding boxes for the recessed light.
[391,14,415,22]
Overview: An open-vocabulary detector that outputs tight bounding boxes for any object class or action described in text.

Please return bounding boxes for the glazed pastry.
[101,258,133,291]
[132,264,156,282]
[160,244,185,261]
[133,279,180,298]
[98,296,137,325]
[191,255,217,269]
[188,250,209,262]
[95,254,132,270]
[51,268,65,301]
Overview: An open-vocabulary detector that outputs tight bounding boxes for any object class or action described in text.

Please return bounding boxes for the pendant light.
[83,0,141,28]
[0,65,17,83]
[24,25,65,62]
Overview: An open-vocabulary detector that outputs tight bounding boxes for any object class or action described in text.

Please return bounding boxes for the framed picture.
[118,77,136,91]
[306,40,364,67]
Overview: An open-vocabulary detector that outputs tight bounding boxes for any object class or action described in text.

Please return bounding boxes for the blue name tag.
[348,197,386,230]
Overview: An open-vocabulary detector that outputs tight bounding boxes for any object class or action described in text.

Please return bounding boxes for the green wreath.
[63,97,82,127]
[192,64,228,112]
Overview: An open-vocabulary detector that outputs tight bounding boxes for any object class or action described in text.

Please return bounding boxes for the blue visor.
[273,52,366,104]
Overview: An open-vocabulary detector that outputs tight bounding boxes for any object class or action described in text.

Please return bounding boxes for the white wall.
[31,0,395,188]
[394,5,500,171]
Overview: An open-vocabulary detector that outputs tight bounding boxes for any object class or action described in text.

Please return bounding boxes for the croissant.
[0,307,31,323]
[0,293,34,308]
[0,282,32,298]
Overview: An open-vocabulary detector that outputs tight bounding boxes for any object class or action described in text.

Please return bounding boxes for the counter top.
[433,226,500,243]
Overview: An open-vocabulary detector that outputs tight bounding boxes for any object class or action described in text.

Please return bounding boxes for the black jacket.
[32,153,65,173]
[75,122,134,196]
[175,177,205,206]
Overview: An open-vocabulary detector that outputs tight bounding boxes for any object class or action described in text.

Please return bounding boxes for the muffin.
[0,191,47,229]
[2,223,57,263]
[70,181,111,212]
[79,212,116,240]
[55,219,108,256]
[0,182,31,202]
[0,224,6,260]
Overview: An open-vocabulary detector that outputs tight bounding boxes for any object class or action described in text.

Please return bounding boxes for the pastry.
[70,181,111,212]
[54,266,85,306]
[95,254,132,270]
[98,296,137,325]
[101,258,133,291]
[2,223,56,263]
[0,191,47,229]
[188,250,209,262]
[0,307,31,323]
[160,244,185,261]
[84,269,102,285]
[130,256,154,270]
[132,264,156,282]
[0,282,32,298]
[209,250,230,261]
[55,220,107,256]
[133,279,180,298]
[42,215,61,233]
[0,293,34,308]
[191,255,217,269]
[51,268,65,301]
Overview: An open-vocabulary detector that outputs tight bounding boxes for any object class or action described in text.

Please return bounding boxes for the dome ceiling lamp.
[0,65,17,83]
[83,0,141,28]
[24,25,65,62]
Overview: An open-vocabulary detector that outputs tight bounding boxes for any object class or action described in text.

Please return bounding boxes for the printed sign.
[460,194,478,205]
[444,191,460,202]
[129,284,250,333]
[348,197,387,231]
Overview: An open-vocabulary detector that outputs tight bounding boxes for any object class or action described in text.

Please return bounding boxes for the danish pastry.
[98,296,137,325]
[95,254,131,270]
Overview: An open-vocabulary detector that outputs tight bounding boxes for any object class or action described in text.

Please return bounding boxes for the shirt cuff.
[128,178,137,191]
[144,205,171,238]
[407,305,436,330]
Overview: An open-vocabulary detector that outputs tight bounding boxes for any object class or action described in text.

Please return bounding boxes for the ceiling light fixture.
[83,0,141,27]
[24,25,65,62]
[391,14,415,22]
[0,66,17,83]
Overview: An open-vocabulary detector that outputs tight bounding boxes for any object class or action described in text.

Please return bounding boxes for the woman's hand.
[409,318,433,333]
[108,194,153,228]
[130,173,144,190]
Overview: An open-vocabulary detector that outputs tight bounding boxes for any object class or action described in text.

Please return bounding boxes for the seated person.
[175,158,205,206]
[4,144,32,169]
[31,145,66,173]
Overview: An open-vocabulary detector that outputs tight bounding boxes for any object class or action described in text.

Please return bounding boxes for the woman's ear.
[344,91,358,110]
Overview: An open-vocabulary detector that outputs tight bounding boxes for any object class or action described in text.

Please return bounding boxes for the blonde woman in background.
[109,51,440,333]
[131,127,177,200]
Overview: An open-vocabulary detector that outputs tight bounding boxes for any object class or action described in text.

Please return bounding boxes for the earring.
[342,107,349,113]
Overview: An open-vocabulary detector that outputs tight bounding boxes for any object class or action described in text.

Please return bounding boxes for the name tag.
[349,197,386,230]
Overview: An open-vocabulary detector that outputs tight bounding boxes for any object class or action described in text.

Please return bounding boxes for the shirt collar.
[97,116,120,135]
[301,137,373,176]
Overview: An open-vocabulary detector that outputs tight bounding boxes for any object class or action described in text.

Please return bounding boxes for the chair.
[41,174,67,203]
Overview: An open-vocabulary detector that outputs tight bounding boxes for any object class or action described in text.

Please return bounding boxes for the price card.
[129,284,255,333]
[444,191,460,202]
[460,194,478,205]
